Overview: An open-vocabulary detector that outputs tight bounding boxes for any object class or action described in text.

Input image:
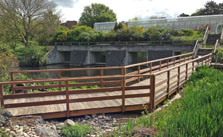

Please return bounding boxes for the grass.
[108,66,223,137]
[61,124,92,137]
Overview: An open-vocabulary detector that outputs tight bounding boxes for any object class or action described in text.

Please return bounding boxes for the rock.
[1,109,12,118]
[105,129,112,132]
[64,119,75,126]
[23,132,29,137]
[0,115,6,126]
[56,123,65,129]
[35,127,59,137]
[85,115,91,119]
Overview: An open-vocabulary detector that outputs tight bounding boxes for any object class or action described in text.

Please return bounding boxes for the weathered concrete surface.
[47,44,194,66]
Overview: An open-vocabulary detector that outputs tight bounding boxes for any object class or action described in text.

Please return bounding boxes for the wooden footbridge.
[0,52,212,119]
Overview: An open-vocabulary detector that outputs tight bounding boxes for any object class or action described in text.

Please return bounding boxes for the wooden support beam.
[121,67,126,112]
[65,81,70,118]
[0,84,4,107]
[150,75,155,111]
[100,69,104,88]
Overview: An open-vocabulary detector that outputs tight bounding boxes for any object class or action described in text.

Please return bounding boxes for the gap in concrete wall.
[91,52,106,65]
[61,51,71,63]
[128,52,148,65]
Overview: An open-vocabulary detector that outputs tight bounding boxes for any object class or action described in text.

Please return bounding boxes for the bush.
[61,124,92,137]
[16,46,48,67]
[0,44,18,81]
[215,46,223,63]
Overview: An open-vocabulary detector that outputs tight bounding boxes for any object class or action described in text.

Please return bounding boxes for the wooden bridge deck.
[0,53,212,119]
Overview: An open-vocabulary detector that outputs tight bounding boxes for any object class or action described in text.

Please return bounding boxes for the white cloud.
[56,0,223,22]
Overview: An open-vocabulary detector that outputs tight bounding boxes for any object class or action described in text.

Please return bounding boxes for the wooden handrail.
[153,53,212,75]
[203,26,209,45]
[214,39,219,54]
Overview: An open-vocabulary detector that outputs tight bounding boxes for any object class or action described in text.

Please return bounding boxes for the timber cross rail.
[0,53,212,119]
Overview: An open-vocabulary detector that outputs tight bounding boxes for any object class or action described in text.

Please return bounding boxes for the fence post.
[150,75,155,111]
[138,65,140,83]
[121,67,126,112]
[150,62,152,74]
[0,84,4,107]
[167,59,169,68]
[192,61,195,73]
[10,72,15,94]
[159,60,162,71]
[185,64,188,80]
[58,72,62,91]
[167,71,170,98]
[174,58,176,66]
[100,69,104,88]
[65,81,70,118]
[177,66,180,92]
[179,56,181,64]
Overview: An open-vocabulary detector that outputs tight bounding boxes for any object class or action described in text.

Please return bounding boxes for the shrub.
[16,46,48,67]
[216,46,223,63]
[61,124,92,137]
[0,44,18,81]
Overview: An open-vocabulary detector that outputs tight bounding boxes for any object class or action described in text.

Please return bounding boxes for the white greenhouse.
[94,14,223,33]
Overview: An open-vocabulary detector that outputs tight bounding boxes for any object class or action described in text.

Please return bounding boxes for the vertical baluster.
[100,69,104,88]
[65,81,70,118]
[121,67,126,112]
[0,84,4,107]
[185,64,188,80]
[177,66,180,92]
[167,71,170,98]
[150,62,152,74]
[10,72,15,94]
[150,75,155,111]
[138,65,140,83]
[58,72,62,91]
[159,60,162,71]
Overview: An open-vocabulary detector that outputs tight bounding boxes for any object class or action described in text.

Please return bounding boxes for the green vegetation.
[53,25,204,44]
[15,46,48,67]
[0,44,18,81]
[79,3,117,28]
[215,46,223,63]
[192,1,223,16]
[61,124,92,137]
[108,67,223,137]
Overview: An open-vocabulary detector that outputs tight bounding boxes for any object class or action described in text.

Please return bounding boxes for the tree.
[0,0,57,46]
[191,1,223,16]
[37,10,61,46]
[179,13,190,17]
[79,3,117,28]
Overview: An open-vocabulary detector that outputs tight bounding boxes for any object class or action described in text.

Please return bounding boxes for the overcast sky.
[54,0,223,22]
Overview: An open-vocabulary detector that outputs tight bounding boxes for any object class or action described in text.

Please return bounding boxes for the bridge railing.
[150,53,212,109]
[10,52,194,93]
[124,52,193,84]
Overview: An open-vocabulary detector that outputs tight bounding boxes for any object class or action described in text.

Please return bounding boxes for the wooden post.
[185,64,188,80]
[100,69,104,88]
[58,72,62,91]
[179,56,181,64]
[167,59,169,68]
[167,71,170,98]
[150,75,155,111]
[0,84,4,107]
[159,60,161,71]
[137,65,140,83]
[121,67,126,112]
[177,66,180,92]
[65,81,70,118]
[192,61,195,73]
[10,72,15,94]
[174,58,176,66]
[150,62,152,74]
